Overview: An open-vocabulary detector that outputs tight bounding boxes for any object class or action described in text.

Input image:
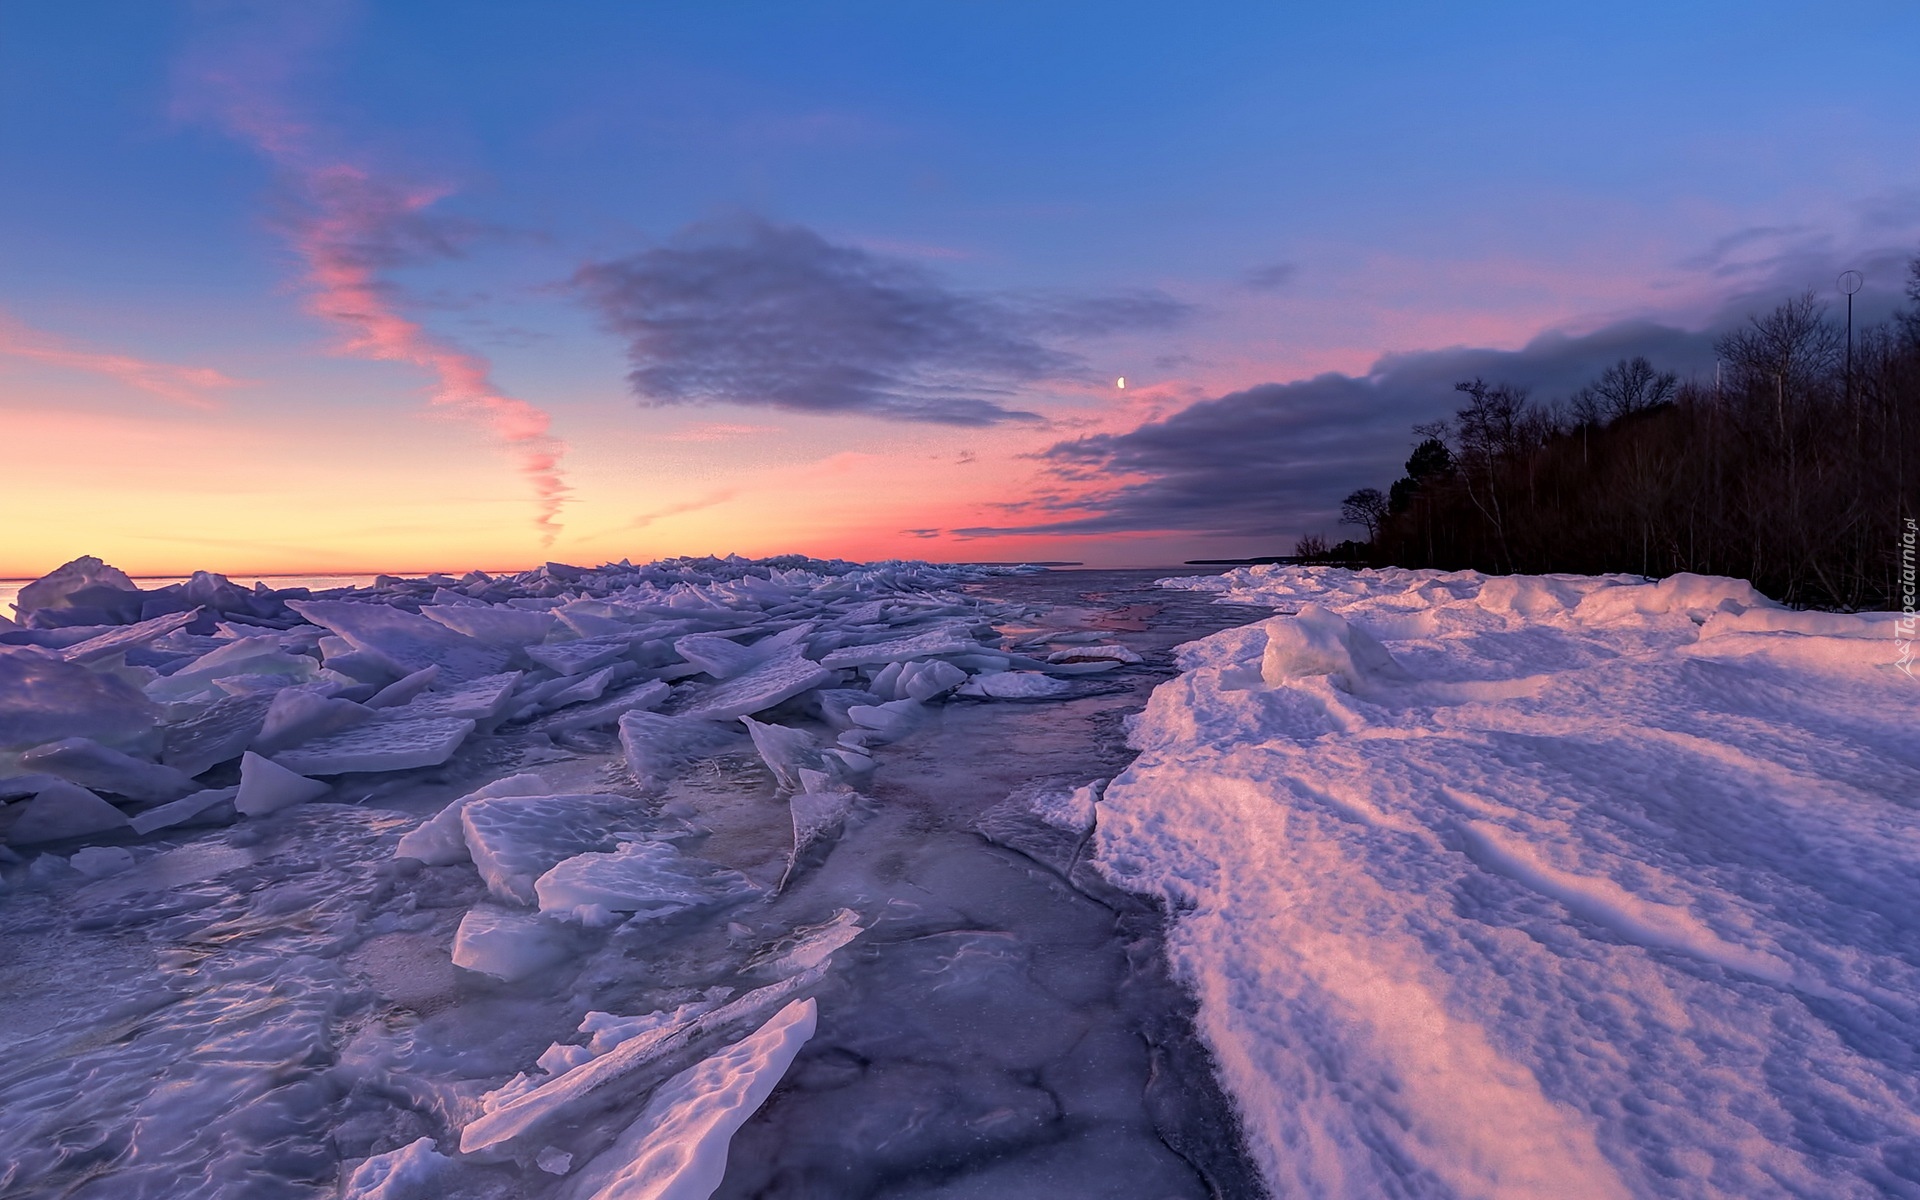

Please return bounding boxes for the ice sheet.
[1110,565,1920,1197]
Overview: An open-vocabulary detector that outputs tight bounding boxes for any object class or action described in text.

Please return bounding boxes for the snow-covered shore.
[1099,566,1919,1198]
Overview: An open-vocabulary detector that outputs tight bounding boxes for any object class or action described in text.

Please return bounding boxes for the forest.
[1315,257,1920,610]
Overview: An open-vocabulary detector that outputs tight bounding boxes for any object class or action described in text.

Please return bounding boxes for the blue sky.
[3,1,1917,573]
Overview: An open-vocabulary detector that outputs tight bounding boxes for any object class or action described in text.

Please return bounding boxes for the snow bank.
[1110,566,1920,1198]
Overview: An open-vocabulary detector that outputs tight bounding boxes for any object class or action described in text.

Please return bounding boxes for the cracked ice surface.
[1106,566,1920,1199]
[0,556,1271,1199]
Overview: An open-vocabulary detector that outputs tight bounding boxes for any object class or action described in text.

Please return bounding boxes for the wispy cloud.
[0,313,245,409]
[1241,262,1299,292]
[175,8,569,543]
[574,217,1191,427]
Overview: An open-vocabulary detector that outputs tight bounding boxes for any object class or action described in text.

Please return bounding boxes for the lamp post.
[1838,269,1863,409]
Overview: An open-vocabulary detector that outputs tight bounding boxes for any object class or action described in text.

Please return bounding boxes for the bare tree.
[1573,356,1678,422]
[1340,487,1389,542]
[1293,532,1330,559]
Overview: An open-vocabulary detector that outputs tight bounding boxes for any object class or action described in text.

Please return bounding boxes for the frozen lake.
[0,566,1270,1199]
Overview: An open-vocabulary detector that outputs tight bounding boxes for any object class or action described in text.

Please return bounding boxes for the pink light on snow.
[0,313,245,410]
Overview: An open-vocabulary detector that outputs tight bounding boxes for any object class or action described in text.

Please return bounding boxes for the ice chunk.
[527,680,670,735]
[812,687,883,729]
[559,998,817,1200]
[420,603,557,648]
[460,969,822,1157]
[1045,643,1143,665]
[0,646,160,752]
[740,716,821,793]
[538,1147,574,1176]
[287,598,510,685]
[341,1137,452,1200]
[531,661,638,714]
[898,658,969,700]
[234,751,330,815]
[819,623,984,668]
[452,905,574,982]
[252,688,370,753]
[956,670,1074,699]
[461,793,636,905]
[160,693,272,776]
[677,649,834,720]
[1260,605,1408,686]
[57,609,201,665]
[406,671,521,722]
[782,786,858,889]
[144,635,321,703]
[619,712,746,791]
[272,715,475,775]
[6,780,131,844]
[18,737,198,802]
[673,633,760,679]
[394,772,552,865]
[525,637,633,676]
[129,786,240,835]
[366,665,441,709]
[12,555,141,625]
[534,840,757,922]
[845,697,926,740]
[70,845,135,879]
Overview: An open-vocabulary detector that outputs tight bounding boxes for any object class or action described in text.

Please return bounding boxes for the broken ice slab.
[897,658,969,701]
[287,598,511,685]
[160,692,272,777]
[251,688,370,753]
[56,609,201,666]
[365,664,441,709]
[18,736,199,802]
[811,688,884,730]
[0,646,161,753]
[405,672,522,722]
[524,636,634,677]
[782,786,859,890]
[143,635,323,704]
[740,716,823,793]
[955,671,1075,699]
[533,840,758,923]
[618,711,746,792]
[394,772,551,865]
[461,793,643,905]
[1046,643,1143,665]
[525,680,669,736]
[419,603,558,648]
[818,623,987,668]
[459,969,824,1158]
[271,714,475,775]
[845,698,926,741]
[452,905,575,982]
[129,786,240,835]
[6,780,131,844]
[675,649,835,720]
[340,1137,452,1200]
[234,751,330,815]
[672,633,761,679]
[527,661,639,715]
[558,998,817,1200]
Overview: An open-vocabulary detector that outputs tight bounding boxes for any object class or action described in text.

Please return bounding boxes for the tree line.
[1307,255,1920,610]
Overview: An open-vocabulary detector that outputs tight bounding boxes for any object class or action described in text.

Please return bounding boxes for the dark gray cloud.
[961,232,1920,545]
[956,319,1727,541]
[1241,262,1299,291]
[575,218,1192,426]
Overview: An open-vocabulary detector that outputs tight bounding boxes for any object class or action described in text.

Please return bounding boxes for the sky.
[3,1,1918,578]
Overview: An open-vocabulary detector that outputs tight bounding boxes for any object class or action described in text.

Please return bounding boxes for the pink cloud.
[283,164,570,540]
[0,313,245,410]
[181,18,570,544]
